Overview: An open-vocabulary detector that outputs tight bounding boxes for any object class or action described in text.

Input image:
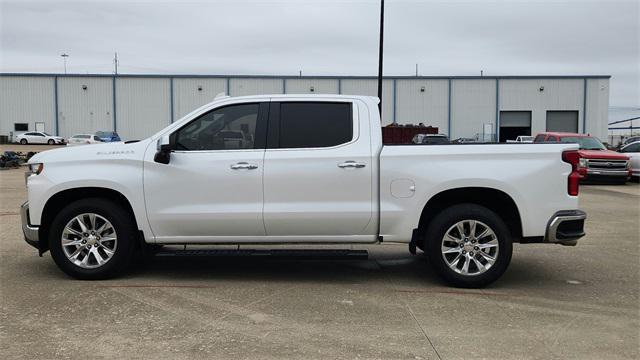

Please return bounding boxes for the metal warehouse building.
[0,74,610,142]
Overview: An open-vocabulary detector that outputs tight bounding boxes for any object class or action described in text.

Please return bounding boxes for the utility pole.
[60,53,69,74]
[415,63,418,77]
[114,52,119,75]
[377,0,385,114]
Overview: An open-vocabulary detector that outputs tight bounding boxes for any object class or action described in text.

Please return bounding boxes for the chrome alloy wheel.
[441,220,499,276]
[61,213,118,269]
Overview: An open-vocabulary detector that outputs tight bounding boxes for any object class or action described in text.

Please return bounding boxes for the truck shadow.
[116,251,555,290]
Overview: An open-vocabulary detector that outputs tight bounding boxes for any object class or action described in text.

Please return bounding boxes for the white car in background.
[67,134,104,146]
[506,136,534,143]
[16,132,65,145]
[619,141,640,180]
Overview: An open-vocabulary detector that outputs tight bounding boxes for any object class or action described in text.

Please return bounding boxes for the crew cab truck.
[22,95,587,288]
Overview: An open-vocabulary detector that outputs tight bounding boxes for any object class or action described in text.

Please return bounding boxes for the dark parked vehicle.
[95,131,121,142]
[421,134,450,145]
[451,137,477,144]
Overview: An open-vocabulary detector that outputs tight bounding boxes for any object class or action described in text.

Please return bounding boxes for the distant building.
[0,73,610,142]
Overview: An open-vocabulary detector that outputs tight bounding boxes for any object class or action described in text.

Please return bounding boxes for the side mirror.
[154,135,172,164]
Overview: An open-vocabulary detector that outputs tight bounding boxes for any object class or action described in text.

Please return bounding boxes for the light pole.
[60,53,69,74]
[377,0,384,114]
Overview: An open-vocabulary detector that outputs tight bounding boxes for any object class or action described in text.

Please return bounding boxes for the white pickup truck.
[22,95,586,287]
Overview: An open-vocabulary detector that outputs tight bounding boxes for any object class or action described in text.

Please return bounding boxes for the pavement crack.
[405,302,443,360]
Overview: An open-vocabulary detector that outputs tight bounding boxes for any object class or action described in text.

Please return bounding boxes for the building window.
[14,123,28,131]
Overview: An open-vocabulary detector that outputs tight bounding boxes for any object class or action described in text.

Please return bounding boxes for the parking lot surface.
[0,151,638,359]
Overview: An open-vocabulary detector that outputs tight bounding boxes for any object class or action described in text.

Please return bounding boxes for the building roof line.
[0,73,612,80]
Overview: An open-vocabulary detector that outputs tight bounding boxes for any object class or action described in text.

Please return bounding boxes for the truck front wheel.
[49,198,137,280]
[425,204,512,288]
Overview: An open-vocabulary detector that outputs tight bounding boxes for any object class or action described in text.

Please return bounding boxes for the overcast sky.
[0,0,638,106]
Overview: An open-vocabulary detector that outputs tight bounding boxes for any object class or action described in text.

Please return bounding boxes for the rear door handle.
[230,162,258,170]
[338,161,366,169]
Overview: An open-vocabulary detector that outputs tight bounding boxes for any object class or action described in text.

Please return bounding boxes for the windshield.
[95,131,112,137]
[560,136,606,150]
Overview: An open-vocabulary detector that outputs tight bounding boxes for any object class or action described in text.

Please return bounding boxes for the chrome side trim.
[21,202,40,248]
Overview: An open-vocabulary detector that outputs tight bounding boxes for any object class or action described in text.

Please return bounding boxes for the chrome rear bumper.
[545,210,587,246]
[21,202,40,249]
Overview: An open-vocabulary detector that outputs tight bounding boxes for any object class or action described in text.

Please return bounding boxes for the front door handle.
[230,162,258,170]
[338,161,366,169]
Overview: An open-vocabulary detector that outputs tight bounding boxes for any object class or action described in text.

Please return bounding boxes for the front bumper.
[21,202,40,249]
[545,210,587,246]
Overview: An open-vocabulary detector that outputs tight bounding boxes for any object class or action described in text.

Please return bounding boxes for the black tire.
[47,139,55,145]
[20,139,27,145]
[425,203,512,288]
[49,198,137,280]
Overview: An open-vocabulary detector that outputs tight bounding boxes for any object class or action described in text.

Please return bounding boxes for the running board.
[154,248,368,260]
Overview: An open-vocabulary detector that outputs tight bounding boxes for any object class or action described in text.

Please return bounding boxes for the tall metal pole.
[377,0,384,114]
[114,52,118,75]
[61,53,69,74]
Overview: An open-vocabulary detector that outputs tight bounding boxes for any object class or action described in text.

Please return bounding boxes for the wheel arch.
[417,187,523,248]
[38,187,142,254]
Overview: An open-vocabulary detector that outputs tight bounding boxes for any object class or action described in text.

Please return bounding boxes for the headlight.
[578,158,587,168]
[27,163,43,175]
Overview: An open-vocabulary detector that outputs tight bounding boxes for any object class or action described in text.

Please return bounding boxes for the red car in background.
[534,132,631,184]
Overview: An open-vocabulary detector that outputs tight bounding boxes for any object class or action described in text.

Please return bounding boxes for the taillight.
[562,150,580,196]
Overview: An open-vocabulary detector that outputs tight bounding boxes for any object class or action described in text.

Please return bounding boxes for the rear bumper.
[20,202,40,249]
[544,210,586,246]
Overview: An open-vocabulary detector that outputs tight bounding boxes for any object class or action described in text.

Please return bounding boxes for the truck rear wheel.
[49,198,137,280]
[425,204,512,288]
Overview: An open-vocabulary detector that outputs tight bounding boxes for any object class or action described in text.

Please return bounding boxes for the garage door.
[499,111,531,143]
[547,111,578,133]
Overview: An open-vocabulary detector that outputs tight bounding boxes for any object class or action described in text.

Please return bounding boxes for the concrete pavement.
[1,168,638,359]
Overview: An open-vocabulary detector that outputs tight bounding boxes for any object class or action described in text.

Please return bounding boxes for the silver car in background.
[67,134,104,146]
[619,141,640,180]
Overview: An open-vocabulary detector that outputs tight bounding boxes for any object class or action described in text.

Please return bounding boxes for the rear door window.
[271,102,353,149]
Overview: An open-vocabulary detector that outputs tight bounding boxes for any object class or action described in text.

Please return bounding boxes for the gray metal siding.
[499,79,584,135]
[340,79,394,125]
[57,77,114,138]
[0,76,55,137]
[395,79,448,133]
[229,78,283,96]
[585,78,610,139]
[173,78,227,120]
[450,79,496,139]
[115,78,171,140]
[284,79,339,95]
[0,74,611,142]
